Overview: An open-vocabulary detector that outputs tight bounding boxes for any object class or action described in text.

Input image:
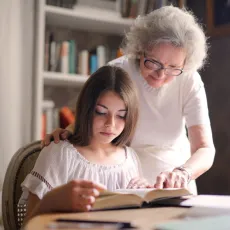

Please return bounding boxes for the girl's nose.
[105,115,115,127]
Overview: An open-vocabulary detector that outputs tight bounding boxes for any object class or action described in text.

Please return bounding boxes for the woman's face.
[92,91,127,145]
[139,43,186,88]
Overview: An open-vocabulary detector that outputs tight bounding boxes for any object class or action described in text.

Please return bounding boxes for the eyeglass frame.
[143,52,184,76]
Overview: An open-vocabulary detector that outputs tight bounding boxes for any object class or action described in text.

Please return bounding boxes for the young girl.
[20,66,149,221]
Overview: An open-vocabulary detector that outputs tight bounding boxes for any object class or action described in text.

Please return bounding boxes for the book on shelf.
[60,106,75,129]
[44,32,123,75]
[118,0,185,18]
[75,0,117,11]
[60,41,69,74]
[96,45,106,68]
[128,0,139,18]
[41,105,75,138]
[78,50,89,75]
[46,0,77,9]
[137,0,148,16]
[68,40,76,74]
[42,100,55,138]
[90,54,97,75]
[41,113,46,140]
[92,188,191,210]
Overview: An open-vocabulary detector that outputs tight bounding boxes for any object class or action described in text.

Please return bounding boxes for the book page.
[116,188,155,199]
[145,188,191,203]
[116,188,190,202]
[93,194,143,210]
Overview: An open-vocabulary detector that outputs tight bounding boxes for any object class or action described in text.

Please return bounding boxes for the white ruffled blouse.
[20,141,140,203]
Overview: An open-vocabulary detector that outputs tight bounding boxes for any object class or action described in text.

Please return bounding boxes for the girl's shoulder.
[40,140,77,162]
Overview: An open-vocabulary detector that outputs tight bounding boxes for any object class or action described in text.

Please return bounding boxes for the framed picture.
[206,0,230,36]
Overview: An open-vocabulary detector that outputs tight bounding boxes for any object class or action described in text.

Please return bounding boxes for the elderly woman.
[43,6,215,194]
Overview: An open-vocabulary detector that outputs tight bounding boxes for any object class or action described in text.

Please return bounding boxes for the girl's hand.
[41,128,71,148]
[153,170,189,189]
[43,180,106,212]
[126,177,151,189]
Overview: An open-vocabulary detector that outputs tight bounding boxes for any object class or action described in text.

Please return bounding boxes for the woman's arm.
[180,124,215,179]
[154,124,215,189]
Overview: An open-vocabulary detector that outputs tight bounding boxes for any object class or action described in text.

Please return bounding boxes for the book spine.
[42,100,55,134]
[90,54,97,74]
[68,40,76,74]
[61,41,69,74]
[97,45,106,68]
[60,107,75,129]
[79,50,89,75]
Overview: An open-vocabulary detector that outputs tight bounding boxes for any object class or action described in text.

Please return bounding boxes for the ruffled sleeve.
[19,141,73,203]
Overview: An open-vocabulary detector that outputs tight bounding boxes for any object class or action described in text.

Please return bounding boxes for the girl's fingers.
[78,180,106,192]
[127,177,139,187]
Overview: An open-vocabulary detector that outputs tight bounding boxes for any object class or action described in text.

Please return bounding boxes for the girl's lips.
[100,132,114,136]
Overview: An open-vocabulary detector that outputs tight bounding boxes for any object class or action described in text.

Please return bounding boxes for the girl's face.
[92,91,127,145]
[139,43,186,88]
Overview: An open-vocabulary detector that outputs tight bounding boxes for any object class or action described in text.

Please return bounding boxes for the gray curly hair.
[121,6,208,73]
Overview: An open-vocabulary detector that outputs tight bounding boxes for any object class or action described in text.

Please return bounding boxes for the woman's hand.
[127,177,151,189]
[43,180,106,212]
[41,128,71,148]
[153,169,189,189]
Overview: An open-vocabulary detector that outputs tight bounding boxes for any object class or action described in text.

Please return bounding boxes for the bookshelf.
[45,5,134,34]
[33,0,134,140]
[43,72,88,87]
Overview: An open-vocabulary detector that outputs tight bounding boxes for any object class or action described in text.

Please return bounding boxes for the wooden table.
[25,207,189,230]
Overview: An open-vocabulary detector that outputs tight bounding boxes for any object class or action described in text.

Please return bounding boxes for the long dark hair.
[69,65,139,146]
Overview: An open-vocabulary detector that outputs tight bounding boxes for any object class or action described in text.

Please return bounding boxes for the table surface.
[25,207,189,230]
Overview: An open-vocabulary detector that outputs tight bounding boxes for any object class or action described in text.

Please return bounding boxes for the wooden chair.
[2,141,41,230]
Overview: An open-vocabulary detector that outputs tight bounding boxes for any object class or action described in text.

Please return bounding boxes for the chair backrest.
[2,141,41,230]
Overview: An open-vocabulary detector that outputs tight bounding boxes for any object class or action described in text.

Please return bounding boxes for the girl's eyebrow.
[97,104,108,109]
[97,104,127,112]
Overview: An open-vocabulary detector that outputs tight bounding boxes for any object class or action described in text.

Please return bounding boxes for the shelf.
[43,71,88,87]
[45,5,134,35]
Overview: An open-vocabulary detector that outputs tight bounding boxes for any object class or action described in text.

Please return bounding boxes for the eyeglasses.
[143,53,183,76]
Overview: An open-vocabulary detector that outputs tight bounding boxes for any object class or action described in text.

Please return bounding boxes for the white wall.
[0,0,34,189]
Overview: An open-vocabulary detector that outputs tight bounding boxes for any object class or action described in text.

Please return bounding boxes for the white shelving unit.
[33,0,134,140]
[45,5,134,34]
[43,71,88,87]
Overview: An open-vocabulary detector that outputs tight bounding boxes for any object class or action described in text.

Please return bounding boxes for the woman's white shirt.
[20,141,140,203]
[109,56,211,194]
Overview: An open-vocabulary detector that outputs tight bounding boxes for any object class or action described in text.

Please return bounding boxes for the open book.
[92,188,191,210]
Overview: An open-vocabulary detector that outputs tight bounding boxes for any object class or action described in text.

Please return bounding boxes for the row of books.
[42,100,75,139]
[46,0,77,8]
[120,0,182,18]
[44,33,122,75]
[47,0,183,19]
